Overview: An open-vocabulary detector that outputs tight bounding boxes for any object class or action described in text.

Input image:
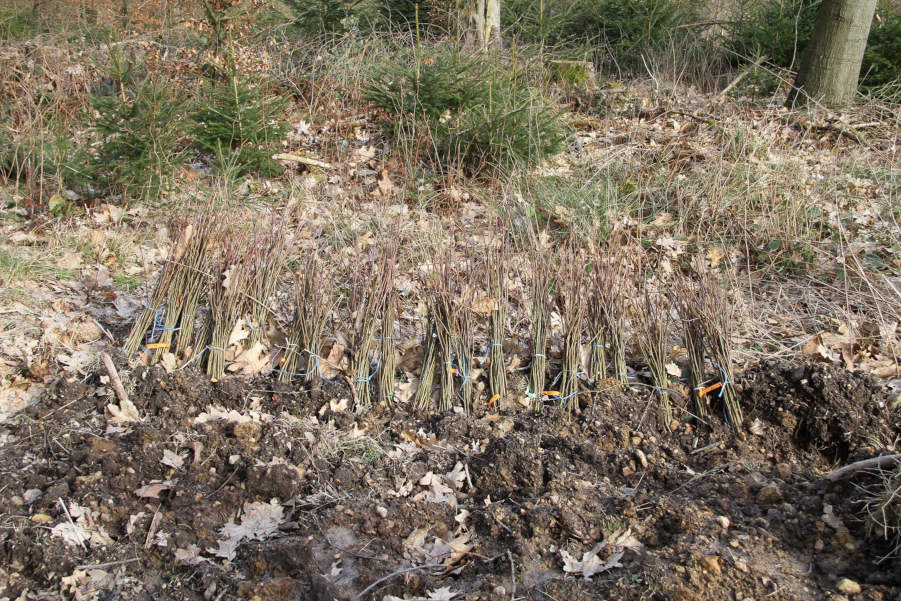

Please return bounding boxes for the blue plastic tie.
[710,361,730,399]
[354,357,381,384]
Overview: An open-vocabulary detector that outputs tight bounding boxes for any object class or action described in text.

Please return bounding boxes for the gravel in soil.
[0,359,898,601]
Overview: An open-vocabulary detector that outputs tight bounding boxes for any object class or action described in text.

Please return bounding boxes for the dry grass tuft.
[859,459,901,562]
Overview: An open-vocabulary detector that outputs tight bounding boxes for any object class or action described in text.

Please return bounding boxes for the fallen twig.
[703,55,766,108]
[824,454,901,482]
[75,557,141,571]
[351,563,444,601]
[272,153,333,169]
[102,352,129,406]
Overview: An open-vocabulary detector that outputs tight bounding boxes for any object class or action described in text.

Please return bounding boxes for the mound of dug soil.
[0,359,898,601]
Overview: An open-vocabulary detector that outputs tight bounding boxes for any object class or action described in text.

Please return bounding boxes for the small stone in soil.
[635,449,648,469]
[701,555,721,574]
[757,483,782,504]
[836,578,861,595]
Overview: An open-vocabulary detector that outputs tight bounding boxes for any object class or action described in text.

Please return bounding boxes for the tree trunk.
[461,0,485,48]
[461,0,501,51]
[786,0,877,108]
[484,0,500,49]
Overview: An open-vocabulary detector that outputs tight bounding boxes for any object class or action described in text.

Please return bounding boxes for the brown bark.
[461,0,501,51]
[787,0,877,108]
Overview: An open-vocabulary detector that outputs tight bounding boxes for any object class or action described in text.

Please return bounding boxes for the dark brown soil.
[0,359,898,601]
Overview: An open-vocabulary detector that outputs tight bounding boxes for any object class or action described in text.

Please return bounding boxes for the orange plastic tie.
[542,390,562,398]
[698,381,722,398]
[146,342,169,350]
[487,394,500,408]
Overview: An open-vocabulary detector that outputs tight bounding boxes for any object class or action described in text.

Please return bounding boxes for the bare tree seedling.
[634,283,674,431]
[123,219,192,356]
[377,239,399,406]
[554,241,587,414]
[697,271,743,431]
[485,232,507,408]
[281,250,332,386]
[206,233,251,382]
[245,217,287,348]
[595,244,629,386]
[675,274,708,419]
[529,245,552,413]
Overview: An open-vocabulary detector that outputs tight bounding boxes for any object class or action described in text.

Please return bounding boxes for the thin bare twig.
[351,563,444,601]
[824,454,901,481]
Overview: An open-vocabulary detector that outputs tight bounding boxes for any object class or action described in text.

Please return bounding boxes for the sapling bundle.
[174,252,210,357]
[554,242,587,413]
[156,213,216,362]
[433,258,459,412]
[349,259,386,411]
[246,219,287,347]
[379,290,397,405]
[206,237,251,382]
[529,248,552,413]
[456,258,478,414]
[413,317,438,412]
[674,275,708,418]
[587,294,607,382]
[697,272,743,431]
[598,246,629,385]
[587,242,607,383]
[123,221,191,356]
[861,461,901,560]
[280,252,332,385]
[150,290,183,364]
[634,284,674,431]
[485,234,507,408]
[377,240,399,406]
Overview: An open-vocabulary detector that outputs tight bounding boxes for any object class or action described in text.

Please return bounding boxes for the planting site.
[1,1,900,600]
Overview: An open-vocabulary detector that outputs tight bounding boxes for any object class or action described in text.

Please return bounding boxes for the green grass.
[113,273,140,292]
[0,246,77,285]
[0,9,38,41]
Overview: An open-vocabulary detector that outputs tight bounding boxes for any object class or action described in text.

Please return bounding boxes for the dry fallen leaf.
[377,168,396,197]
[560,528,642,580]
[209,500,285,561]
[227,342,271,375]
[160,352,178,374]
[320,343,346,379]
[415,471,457,507]
[194,405,272,425]
[134,480,175,499]
[319,397,349,416]
[471,297,498,315]
[51,502,114,549]
[161,449,184,470]
[749,418,766,436]
[174,543,208,566]
[107,398,141,424]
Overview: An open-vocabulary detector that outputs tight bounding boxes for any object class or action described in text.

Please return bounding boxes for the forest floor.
[2,9,901,601]
[0,357,898,601]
